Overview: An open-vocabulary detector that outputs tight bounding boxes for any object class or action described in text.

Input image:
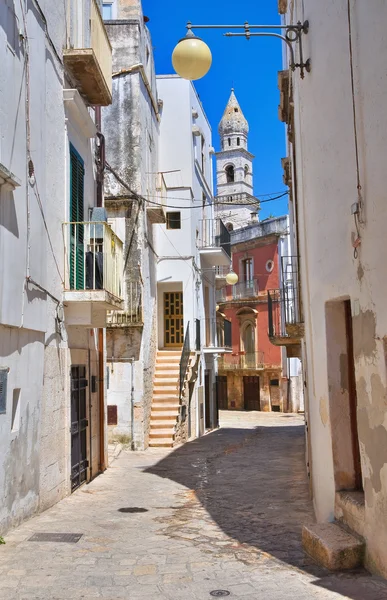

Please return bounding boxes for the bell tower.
[215,89,260,229]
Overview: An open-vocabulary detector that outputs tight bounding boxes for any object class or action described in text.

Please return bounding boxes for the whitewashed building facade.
[279,0,387,576]
[0,0,122,533]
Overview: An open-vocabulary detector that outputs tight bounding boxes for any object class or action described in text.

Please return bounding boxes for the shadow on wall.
[144,423,387,600]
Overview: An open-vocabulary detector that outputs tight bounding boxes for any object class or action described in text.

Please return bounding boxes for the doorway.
[71,365,88,492]
[205,371,211,429]
[217,375,228,410]
[243,376,260,411]
[326,299,363,490]
[164,292,184,347]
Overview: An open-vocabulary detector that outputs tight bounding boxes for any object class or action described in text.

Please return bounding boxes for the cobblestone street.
[1,412,387,600]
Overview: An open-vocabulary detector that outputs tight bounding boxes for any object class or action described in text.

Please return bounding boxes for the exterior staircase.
[149,350,181,448]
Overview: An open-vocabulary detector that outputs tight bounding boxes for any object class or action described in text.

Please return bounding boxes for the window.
[234,108,239,113]
[166,212,181,229]
[70,144,85,290]
[225,165,234,183]
[228,138,231,147]
[266,259,274,273]
[102,3,113,19]
[242,258,253,282]
[237,137,240,146]
[244,164,249,179]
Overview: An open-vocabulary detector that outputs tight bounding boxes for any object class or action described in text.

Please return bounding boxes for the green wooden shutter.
[69,145,85,290]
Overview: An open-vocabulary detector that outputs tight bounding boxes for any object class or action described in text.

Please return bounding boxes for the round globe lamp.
[172,32,212,80]
[226,271,238,286]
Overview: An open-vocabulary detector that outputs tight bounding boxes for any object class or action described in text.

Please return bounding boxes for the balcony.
[63,221,123,326]
[198,219,231,267]
[196,317,232,354]
[218,351,265,371]
[147,173,166,224]
[217,278,259,303]
[268,257,304,358]
[106,282,143,327]
[63,1,112,106]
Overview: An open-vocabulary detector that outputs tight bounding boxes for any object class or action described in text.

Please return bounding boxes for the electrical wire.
[142,191,289,211]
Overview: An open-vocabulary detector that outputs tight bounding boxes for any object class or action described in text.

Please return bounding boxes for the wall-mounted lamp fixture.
[172,21,311,80]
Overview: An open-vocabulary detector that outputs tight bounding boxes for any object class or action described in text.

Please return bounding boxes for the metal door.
[164,292,184,347]
[71,365,88,491]
[243,376,260,411]
[216,375,228,410]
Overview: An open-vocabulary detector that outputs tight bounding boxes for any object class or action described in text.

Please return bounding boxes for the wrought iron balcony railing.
[197,318,232,350]
[197,218,231,259]
[106,282,143,326]
[216,278,259,302]
[268,256,304,346]
[63,221,123,300]
[218,351,265,370]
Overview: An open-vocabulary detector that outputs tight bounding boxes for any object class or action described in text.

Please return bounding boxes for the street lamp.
[172,21,311,80]
[225,270,238,286]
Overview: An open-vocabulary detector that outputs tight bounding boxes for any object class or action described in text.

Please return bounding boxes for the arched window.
[226,222,234,231]
[237,137,240,146]
[225,165,235,183]
[228,138,231,146]
[244,165,249,179]
[242,322,255,367]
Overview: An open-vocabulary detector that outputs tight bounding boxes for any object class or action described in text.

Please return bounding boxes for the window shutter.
[0,368,8,414]
[70,146,85,290]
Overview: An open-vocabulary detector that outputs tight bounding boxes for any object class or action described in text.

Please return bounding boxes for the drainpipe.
[130,358,135,451]
[88,346,93,480]
[98,328,106,472]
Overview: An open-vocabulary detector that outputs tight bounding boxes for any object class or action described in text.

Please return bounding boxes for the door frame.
[243,375,260,411]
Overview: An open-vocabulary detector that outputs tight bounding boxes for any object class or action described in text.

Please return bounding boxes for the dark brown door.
[217,376,228,410]
[71,365,88,491]
[344,300,363,490]
[244,376,260,411]
[205,372,211,429]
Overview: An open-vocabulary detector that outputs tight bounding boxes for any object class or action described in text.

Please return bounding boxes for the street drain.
[210,591,230,597]
[118,507,148,513]
[28,533,83,543]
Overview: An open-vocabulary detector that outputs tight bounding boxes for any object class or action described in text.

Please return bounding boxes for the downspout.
[130,358,135,451]
[88,346,93,480]
[98,328,106,471]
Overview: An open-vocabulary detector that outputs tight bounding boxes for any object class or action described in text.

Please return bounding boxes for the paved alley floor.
[1,411,387,600]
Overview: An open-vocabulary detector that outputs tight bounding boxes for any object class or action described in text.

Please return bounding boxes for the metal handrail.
[179,323,190,399]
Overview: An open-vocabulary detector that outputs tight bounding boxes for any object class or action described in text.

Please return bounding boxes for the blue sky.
[143,0,288,220]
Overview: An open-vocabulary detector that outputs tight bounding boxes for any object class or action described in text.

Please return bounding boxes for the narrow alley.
[0,412,386,600]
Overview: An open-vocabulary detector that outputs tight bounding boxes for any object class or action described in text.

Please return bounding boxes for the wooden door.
[164,292,184,347]
[243,376,260,411]
[344,300,363,489]
[216,375,228,410]
[205,372,211,429]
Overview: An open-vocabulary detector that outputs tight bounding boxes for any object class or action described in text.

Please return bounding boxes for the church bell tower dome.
[218,89,249,149]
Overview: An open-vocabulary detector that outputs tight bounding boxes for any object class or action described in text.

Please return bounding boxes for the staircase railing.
[179,323,190,399]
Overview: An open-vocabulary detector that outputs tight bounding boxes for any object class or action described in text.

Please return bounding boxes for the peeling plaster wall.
[287,0,387,576]
[103,5,158,450]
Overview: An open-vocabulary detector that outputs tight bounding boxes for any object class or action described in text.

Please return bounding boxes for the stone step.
[156,359,180,366]
[151,403,179,411]
[153,377,178,384]
[154,372,180,379]
[153,388,179,402]
[149,429,175,438]
[149,439,174,448]
[335,491,365,539]
[151,411,179,419]
[302,523,365,571]
[154,387,178,395]
[150,419,177,428]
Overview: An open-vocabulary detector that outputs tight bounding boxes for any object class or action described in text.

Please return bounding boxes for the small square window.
[166,212,181,230]
[102,3,113,20]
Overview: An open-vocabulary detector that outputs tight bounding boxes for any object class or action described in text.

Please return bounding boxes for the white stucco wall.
[285,0,387,575]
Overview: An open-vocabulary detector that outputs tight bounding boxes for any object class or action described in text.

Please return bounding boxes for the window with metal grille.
[166,212,181,230]
[70,145,85,290]
[0,368,8,414]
